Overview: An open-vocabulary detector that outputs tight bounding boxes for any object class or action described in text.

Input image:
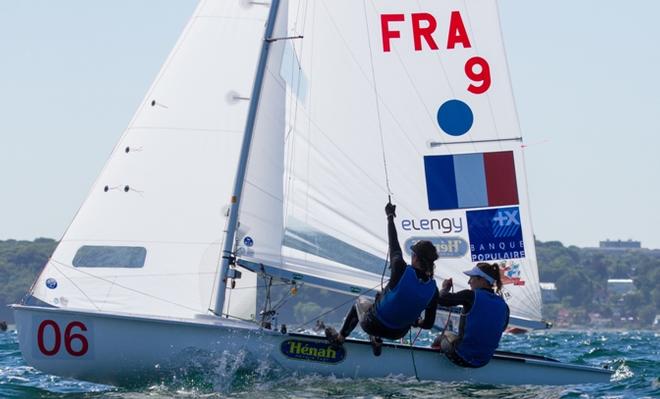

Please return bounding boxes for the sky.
[1,0,659,249]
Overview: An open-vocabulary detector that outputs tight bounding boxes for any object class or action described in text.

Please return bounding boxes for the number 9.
[465,56,491,94]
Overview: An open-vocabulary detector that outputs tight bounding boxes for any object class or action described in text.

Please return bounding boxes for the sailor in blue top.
[432,262,510,368]
[325,202,440,356]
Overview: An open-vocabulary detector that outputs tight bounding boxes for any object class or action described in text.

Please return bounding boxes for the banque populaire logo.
[466,206,525,262]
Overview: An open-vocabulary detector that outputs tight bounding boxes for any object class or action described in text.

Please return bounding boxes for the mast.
[213,0,282,316]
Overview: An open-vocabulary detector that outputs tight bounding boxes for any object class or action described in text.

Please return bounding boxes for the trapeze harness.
[449,289,509,368]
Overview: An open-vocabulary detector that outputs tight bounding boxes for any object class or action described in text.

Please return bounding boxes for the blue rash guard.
[376,266,437,329]
[454,289,509,367]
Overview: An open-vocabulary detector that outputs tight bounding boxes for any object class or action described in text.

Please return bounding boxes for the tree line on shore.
[1,238,658,327]
[536,241,659,327]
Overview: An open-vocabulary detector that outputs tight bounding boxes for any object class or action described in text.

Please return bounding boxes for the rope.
[440,285,455,338]
[293,282,383,330]
[362,0,392,197]
[47,258,203,313]
[409,329,421,381]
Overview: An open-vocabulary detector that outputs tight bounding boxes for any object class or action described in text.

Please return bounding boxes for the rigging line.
[409,0,456,98]
[48,261,102,312]
[225,269,234,315]
[208,210,230,313]
[362,0,391,197]
[270,284,297,312]
[275,37,424,189]
[302,0,318,235]
[283,0,310,223]
[48,258,203,313]
[61,238,224,245]
[369,0,457,153]
[362,0,483,207]
[473,0,510,151]
[428,137,522,147]
[504,289,542,319]
[317,1,424,163]
[227,282,291,291]
[457,0,511,156]
[84,272,217,279]
[409,329,421,382]
[259,274,273,326]
[288,112,392,198]
[287,203,391,259]
[100,275,119,312]
[126,126,243,134]
[285,0,310,190]
[293,282,383,330]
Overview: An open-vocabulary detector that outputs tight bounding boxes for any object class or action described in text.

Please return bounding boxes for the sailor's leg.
[432,331,459,352]
[338,304,360,338]
[369,335,383,357]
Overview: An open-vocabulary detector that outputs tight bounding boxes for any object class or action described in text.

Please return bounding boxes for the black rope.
[409,329,420,381]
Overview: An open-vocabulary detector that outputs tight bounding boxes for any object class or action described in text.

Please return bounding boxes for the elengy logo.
[280,339,345,364]
[404,237,468,258]
[401,216,463,234]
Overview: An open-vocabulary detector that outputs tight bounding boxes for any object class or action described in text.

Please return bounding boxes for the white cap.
[463,266,495,285]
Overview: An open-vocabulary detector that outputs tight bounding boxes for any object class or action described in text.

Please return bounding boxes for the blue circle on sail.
[437,99,473,136]
[243,236,254,247]
[46,278,58,289]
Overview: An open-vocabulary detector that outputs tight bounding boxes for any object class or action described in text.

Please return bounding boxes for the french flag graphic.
[423,151,518,210]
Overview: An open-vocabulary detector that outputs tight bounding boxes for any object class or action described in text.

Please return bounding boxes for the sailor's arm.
[386,202,406,286]
[502,303,511,331]
[437,279,475,311]
[416,288,439,329]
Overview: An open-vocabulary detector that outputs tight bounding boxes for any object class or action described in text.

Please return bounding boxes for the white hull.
[13,305,612,386]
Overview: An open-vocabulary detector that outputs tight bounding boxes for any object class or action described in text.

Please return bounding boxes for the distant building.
[599,239,641,250]
[607,279,635,295]
[540,282,559,303]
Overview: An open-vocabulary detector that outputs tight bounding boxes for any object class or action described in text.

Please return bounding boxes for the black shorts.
[445,350,481,368]
[360,307,409,340]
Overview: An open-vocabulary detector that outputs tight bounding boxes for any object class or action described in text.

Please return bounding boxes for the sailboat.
[13,0,612,386]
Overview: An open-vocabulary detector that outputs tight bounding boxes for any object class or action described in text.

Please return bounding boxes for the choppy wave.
[1,329,658,398]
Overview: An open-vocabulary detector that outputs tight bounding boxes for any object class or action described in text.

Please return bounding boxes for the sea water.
[0,329,658,398]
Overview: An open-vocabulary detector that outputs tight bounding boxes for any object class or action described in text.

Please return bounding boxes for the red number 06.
[465,56,491,94]
[37,320,89,357]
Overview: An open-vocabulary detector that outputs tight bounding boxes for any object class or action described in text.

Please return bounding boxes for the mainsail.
[236,0,543,324]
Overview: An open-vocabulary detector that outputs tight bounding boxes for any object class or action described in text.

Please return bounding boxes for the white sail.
[241,0,543,322]
[29,0,272,320]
